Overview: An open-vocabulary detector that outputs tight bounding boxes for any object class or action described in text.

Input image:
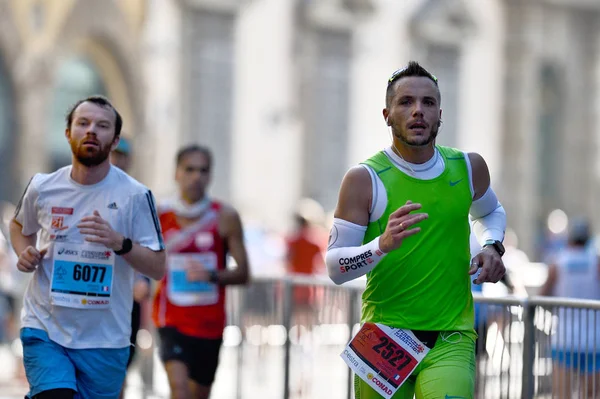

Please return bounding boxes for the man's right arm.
[9,220,36,256]
[10,176,47,272]
[326,167,384,285]
[326,166,428,285]
[333,166,373,226]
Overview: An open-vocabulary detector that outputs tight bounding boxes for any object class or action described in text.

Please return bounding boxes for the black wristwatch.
[208,270,219,284]
[483,239,505,257]
[114,237,133,256]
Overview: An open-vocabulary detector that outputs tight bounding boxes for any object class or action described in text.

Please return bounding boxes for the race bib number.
[50,243,114,309]
[341,323,430,398]
[167,253,219,306]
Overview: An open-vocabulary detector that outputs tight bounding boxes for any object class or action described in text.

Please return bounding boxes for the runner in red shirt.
[152,144,250,399]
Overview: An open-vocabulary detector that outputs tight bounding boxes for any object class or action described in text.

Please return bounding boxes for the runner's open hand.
[378,201,428,253]
[78,210,124,251]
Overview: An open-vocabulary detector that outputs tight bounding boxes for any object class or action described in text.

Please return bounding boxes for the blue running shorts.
[21,328,129,399]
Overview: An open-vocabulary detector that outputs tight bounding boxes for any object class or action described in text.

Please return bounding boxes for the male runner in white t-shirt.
[9,95,166,399]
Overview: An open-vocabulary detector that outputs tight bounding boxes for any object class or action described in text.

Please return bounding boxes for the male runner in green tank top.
[326,61,507,399]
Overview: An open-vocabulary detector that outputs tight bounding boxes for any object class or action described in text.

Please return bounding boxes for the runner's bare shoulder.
[334,166,372,226]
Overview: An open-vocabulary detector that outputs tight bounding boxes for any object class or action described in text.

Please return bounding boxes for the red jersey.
[286,228,323,275]
[152,201,227,339]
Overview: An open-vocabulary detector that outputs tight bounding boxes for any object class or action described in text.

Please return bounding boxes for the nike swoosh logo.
[449,179,462,186]
[445,396,467,399]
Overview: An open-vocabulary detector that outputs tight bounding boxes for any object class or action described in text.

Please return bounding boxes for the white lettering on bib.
[50,243,115,309]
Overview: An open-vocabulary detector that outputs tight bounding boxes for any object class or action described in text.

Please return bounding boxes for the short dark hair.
[568,218,591,247]
[176,144,213,168]
[66,95,123,137]
[385,61,439,108]
[294,213,309,228]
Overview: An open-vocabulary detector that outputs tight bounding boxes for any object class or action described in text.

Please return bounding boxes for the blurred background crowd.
[1,0,600,397]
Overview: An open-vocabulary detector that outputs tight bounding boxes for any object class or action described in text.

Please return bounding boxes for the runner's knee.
[168,371,191,399]
[170,383,191,399]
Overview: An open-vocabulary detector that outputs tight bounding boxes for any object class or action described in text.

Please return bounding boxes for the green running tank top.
[361,145,474,332]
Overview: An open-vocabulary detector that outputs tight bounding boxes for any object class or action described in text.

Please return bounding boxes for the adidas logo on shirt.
[107,202,118,210]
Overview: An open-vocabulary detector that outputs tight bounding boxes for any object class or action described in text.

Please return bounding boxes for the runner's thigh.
[68,346,129,399]
[414,335,475,399]
[354,373,416,399]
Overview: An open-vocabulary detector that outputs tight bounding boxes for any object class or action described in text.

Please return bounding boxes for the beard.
[396,123,439,147]
[71,139,113,167]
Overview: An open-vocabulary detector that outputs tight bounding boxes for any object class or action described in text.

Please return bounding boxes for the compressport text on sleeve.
[469,187,506,245]
[326,218,387,285]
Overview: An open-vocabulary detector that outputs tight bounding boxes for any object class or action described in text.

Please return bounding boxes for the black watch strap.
[484,240,505,257]
[208,270,219,284]
[114,237,133,256]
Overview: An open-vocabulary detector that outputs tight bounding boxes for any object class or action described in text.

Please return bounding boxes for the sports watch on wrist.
[114,237,133,256]
[208,270,219,284]
[483,239,505,257]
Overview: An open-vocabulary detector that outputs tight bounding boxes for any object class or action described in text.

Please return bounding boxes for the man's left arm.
[467,152,507,284]
[77,190,166,281]
[214,206,250,285]
[118,239,166,281]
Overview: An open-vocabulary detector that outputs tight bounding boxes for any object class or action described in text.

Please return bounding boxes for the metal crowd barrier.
[125,276,600,398]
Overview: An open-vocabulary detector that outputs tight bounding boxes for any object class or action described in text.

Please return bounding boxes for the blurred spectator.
[285,211,325,399]
[539,217,600,399]
[110,136,132,172]
[0,232,16,344]
[287,214,325,308]
[110,137,152,399]
[286,213,324,277]
[0,202,20,346]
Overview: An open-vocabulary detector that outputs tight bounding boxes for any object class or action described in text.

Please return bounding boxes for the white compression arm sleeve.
[326,218,387,285]
[469,187,506,245]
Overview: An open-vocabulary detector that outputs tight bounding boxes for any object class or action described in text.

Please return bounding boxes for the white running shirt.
[552,246,600,351]
[14,165,164,349]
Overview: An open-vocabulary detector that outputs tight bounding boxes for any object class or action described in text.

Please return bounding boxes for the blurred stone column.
[13,53,53,188]
[230,0,303,231]
[500,1,543,258]
[593,15,600,230]
[141,0,184,199]
[561,10,599,222]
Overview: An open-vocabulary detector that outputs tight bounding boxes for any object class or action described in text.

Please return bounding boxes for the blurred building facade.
[0,0,146,199]
[1,0,600,259]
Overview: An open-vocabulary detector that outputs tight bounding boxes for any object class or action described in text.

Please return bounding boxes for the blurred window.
[183,10,235,200]
[538,64,562,210]
[0,54,17,203]
[49,57,107,172]
[423,44,459,147]
[303,29,351,211]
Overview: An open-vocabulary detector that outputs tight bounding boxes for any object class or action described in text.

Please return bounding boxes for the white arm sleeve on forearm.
[469,187,506,245]
[326,218,387,285]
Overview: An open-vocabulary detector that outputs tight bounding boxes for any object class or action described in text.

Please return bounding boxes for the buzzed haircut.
[385,61,440,108]
[66,95,123,137]
[176,144,213,168]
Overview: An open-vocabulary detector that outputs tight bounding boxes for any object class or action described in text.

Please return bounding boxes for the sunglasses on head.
[387,68,438,86]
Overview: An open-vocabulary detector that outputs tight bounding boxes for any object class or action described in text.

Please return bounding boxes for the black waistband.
[411,330,440,349]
